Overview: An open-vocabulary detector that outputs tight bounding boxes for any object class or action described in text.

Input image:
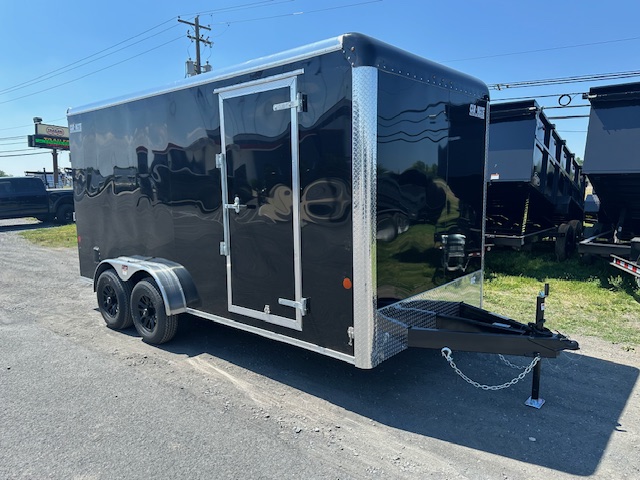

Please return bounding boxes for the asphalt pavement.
[1,219,639,479]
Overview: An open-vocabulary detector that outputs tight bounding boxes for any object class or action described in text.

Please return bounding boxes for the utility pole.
[178,15,212,75]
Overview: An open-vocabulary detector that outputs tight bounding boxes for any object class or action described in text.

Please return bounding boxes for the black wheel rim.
[101,285,118,317]
[136,294,157,332]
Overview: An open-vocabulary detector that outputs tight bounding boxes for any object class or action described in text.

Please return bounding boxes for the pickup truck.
[0,176,74,224]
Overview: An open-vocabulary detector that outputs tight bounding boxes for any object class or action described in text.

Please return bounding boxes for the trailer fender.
[93,256,200,316]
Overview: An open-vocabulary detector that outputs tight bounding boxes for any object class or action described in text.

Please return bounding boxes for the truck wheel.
[55,204,74,224]
[130,279,178,344]
[96,270,134,330]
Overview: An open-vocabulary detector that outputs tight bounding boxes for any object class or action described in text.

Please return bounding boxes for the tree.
[0,170,9,177]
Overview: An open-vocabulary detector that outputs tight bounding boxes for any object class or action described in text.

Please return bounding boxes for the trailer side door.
[215,71,305,331]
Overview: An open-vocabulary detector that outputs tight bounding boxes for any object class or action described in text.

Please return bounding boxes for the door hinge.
[347,326,354,346]
[219,241,228,256]
[273,92,307,113]
[278,297,308,316]
[216,153,225,169]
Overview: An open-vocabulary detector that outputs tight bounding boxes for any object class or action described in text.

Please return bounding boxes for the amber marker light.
[342,277,352,290]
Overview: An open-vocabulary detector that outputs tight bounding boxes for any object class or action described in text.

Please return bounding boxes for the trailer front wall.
[487,117,537,183]
[375,72,487,305]
[70,50,357,356]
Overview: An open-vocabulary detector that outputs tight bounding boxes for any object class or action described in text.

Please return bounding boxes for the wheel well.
[53,198,74,210]
[93,258,200,315]
[93,264,145,292]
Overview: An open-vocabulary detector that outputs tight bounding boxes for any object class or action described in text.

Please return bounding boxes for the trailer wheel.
[555,223,574,261]
[568,219,583,246]
[55,204,74,224]
[96,270,134,330]
[130,279,178,344]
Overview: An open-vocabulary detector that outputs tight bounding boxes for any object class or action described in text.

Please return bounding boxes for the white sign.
[469,104,486,120]
[35,123,69,137]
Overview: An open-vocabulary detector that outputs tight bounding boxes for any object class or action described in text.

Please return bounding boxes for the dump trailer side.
[486,101,584,256]
[486,100,584,253]
[582,82,640,239]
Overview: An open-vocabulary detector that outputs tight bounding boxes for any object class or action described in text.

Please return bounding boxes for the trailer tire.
[96,270,134,330]
[130,279,178,344]
[55,204,74,224]
[568,219,583,246]
[555,223,572,261]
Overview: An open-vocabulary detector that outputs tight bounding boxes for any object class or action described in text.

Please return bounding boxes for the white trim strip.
[185,308,355,364]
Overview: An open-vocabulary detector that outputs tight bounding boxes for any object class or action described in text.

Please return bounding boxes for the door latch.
[224,195,247,214]
[278,297,308,316]
[273,92,307,113]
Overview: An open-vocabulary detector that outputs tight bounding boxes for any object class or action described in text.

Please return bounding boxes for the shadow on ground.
[0,220,51,232]
[155,314,638,476]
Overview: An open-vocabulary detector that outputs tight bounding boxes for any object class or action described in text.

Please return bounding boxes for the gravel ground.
[1,218,639,479]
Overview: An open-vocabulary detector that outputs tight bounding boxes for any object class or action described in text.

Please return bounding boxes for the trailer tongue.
[405,302,578,357]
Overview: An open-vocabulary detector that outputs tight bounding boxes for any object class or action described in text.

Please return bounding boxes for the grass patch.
[484,247,640,346]
[19,223,78,249]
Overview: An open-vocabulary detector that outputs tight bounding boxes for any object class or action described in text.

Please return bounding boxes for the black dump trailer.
[67,33,577,373]
[579,82,640,285]
[486,100,585,259]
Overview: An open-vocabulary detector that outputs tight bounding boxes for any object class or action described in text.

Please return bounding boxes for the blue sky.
[1,0,639,177]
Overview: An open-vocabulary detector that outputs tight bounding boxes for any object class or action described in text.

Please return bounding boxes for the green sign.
[28,134,70,151]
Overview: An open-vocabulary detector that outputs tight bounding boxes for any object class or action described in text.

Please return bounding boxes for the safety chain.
[499,354,527,370]
[441,347,541,391]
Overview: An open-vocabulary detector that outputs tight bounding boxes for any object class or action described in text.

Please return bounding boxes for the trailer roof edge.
[67,35,346,116]
[68,33,489,117]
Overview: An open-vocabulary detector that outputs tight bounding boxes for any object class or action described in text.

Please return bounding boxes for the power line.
[0,119,66,133]
[0,37,183,105]
[0,152,44,158]
[490,69,640,90]
[0,148,38,153]
[540,104,591,110]
[1,2,296,98]
[491,91,585,102]
[0,135,27,141]
[180,0,294,17]
[210,0,382,24]
[442,34,640,63]
[0,23,182,97]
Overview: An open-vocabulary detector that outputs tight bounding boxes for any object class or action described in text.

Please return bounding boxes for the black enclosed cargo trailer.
[68,33,577,371]
[579,82,640,285]
[486,100,585,259]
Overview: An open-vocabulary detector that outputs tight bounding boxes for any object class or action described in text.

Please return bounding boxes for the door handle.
[224,195,247,214]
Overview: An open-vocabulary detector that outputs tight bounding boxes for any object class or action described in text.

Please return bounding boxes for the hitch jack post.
[525,283,549,409]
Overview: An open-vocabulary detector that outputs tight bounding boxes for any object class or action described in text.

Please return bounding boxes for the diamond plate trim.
[352,66,378,369]
[373,271,483,367]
